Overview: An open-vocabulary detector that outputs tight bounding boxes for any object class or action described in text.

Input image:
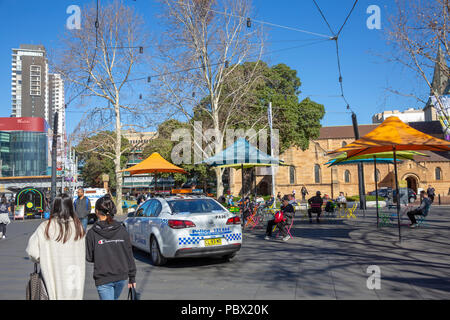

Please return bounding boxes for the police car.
[123,195,242,266]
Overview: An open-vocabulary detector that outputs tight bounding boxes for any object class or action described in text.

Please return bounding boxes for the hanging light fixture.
[247,18,251,28]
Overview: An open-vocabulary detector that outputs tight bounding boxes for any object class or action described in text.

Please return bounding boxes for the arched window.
[342,141,347,147]
[344,170,351,183]
[289,166,296,185]
[375,169,380,182]
[436,167,442,180]
[314,164,321,184]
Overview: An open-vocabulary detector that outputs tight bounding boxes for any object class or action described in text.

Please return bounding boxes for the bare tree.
[151,0,266,196]
[387,0,449,135]
[54,0,150,214]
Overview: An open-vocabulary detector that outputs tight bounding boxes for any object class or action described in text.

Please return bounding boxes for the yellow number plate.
[204,238,222,246]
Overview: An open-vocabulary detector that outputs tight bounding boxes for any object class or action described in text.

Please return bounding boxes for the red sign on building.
[0,117,48,132]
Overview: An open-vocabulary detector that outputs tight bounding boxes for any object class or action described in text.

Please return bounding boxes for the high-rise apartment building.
[11,45,50,123]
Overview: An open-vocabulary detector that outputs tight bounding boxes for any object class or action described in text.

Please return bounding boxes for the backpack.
[274,211,285,223]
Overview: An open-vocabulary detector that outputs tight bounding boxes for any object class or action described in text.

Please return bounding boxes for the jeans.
[0,223,6,236]
[97,280,128,300]
[80,217,88,232]
[407,209,424,224]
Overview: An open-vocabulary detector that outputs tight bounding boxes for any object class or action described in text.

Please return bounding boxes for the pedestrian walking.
[301,186,308,202]
[0,196,11,239]
[86,194,136,300]
[427,185,435,203]
[25,193,86,300]
[74,187,91,231]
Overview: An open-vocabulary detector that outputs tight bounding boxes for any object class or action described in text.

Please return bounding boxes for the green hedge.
[346,195,385,202]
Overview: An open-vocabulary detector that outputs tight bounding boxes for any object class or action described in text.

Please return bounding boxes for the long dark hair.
[45,193,85,243]
[95,194,116,224]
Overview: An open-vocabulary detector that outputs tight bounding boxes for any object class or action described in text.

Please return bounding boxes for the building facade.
[228,121,450,199]
[372,108,424,124]
[11,45,50,123]
[0,117,49,177]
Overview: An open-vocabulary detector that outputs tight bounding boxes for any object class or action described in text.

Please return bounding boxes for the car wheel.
[150,236,167,266]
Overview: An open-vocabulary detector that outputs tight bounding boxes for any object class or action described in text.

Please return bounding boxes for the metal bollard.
[438,194,441,205]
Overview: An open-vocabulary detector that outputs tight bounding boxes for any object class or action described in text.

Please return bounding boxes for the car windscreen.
[168,199,225,214]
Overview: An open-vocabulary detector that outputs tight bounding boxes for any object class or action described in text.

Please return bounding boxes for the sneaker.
[264,236,271,240]
[282,235,290,242]
[1,235,5,239]
[410,223,417,228]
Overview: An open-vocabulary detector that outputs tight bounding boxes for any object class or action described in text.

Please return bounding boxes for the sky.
[0,0,430,136]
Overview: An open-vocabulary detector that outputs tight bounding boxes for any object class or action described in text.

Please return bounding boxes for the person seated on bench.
[265,195,294,242]
[407,191,432,228]
[308,191,323,223]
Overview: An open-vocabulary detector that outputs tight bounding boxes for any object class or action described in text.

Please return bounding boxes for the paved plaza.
[0,206,449,300]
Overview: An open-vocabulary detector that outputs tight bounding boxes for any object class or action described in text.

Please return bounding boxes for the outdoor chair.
[346,203,357,219]
[274,218,295,239]
[379,212,392,227]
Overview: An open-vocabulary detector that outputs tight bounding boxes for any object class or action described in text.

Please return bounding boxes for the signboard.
[398,188,408,206]
[14,205,25,220]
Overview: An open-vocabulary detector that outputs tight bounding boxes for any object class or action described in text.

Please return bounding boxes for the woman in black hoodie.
[86,195,136,300]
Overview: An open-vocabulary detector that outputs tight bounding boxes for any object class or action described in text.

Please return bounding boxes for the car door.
[139,199,158,250]
[133,201,150,249]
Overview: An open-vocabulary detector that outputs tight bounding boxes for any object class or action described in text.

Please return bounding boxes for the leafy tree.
[75,131,130,189]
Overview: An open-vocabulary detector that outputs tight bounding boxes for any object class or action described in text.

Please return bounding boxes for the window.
[344,170,351,183]
[436,167,442,180]
[168,199,224,214]
[136,201,150,217]
[314,164,321,184]
[289,166,296,185]
[144,200,162,217]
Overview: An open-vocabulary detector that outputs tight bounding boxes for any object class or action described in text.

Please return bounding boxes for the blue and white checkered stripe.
[224,233,242,242]
[178,237,204,245]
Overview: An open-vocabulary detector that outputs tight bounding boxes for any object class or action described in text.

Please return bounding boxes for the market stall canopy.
[201,137,286,169]
[328,116,450,158]
[121,152,187,176]
[327,150,427,166]
[325,158,401,166]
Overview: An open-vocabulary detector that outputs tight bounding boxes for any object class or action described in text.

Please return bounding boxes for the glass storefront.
[0,131,48,177]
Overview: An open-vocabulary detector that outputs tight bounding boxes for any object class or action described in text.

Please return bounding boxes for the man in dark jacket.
[407,191,432,228]
[74,188,92,231]
[308,191,323,223]
[426,185,435,203]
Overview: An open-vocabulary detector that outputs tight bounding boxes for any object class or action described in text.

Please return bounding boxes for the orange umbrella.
[328,116,450,242]
[329,116,450,157]
[122,153,187,192]
[122,152,187,175]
